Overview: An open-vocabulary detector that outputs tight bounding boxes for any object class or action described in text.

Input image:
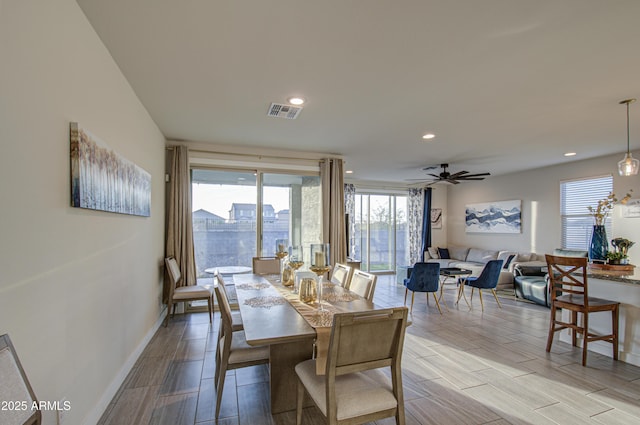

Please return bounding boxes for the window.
[191,168,321,278]
[561,175,613,250]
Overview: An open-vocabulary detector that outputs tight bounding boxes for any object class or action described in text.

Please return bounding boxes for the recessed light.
[345,170,353,174]
[564,152,577,157]
[287,96,305,106]
[422,133,435,140]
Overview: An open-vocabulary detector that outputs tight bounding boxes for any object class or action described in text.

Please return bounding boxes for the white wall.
[443,152,640,264]
[0,1,166,424]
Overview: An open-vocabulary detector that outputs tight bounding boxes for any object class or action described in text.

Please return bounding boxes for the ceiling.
[76,0,640,185]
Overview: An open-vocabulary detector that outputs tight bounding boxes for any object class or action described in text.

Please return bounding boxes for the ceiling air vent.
[267,103,303,119]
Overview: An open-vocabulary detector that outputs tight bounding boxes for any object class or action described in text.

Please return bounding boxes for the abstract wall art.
[70,122,151,216]
[431,208,442,229]
[465,199,521,233]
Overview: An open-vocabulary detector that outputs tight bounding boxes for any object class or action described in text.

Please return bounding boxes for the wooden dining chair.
[164,257,214,327]
[456,259,503,311]
[0,334,41,425]
[349,269,377,301]
[545,254,619,366]
[252,256,281,275]
[295,307,409,425]
[330,263,352,288]
[213,284,269,419]
[216,274,244,332]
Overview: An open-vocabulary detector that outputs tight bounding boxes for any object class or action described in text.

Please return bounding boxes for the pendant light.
[618,98,639,176]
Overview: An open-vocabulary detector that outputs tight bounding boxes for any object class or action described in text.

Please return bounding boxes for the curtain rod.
[166,145,341,163]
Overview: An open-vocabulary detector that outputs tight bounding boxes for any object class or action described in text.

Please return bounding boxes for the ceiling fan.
[408,163,491,186]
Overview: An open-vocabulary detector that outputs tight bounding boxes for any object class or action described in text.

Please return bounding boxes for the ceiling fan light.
[618,152,639,176]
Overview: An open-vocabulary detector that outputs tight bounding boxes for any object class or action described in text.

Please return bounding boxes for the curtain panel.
[165,146,197,301]
[421,187,432,255]
[344,183,356,259]
[408,188,424,265]
[321,158,347,265]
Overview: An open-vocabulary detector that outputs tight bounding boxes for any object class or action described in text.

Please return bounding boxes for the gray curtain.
[408,188,424,265]
[166,146,196,299]
[321,158,346,265]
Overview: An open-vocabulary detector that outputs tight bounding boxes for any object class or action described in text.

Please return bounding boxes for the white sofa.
[424,246,540,289]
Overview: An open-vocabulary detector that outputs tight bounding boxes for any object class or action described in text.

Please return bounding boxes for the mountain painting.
[465,200,521,233]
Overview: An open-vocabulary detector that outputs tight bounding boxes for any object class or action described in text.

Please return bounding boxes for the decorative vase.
[589,225,608,262]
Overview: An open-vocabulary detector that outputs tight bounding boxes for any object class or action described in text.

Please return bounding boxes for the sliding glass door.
[353,193,408,274]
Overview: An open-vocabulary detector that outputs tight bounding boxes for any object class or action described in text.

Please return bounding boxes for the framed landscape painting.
[70,122,151,216]
[465,199,521,233]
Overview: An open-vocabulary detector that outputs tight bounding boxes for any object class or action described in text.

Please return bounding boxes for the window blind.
[560,175,613,250]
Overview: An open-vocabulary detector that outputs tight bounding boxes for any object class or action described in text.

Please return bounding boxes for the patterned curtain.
[344,183,356,259]
[408,188,424,265]
[165,146,196,298]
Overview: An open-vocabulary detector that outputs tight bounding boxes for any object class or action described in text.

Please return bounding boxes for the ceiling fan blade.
[455,177,486,181]
[422,165,440,171]
[427,173,441,178]
[448,170,469,178]
[459,172,491,178]
[446,179,460,184]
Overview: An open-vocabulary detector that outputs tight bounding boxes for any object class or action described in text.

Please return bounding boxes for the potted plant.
[605,251,626,265]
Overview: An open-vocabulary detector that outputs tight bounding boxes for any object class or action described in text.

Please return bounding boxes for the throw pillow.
[427,247,439,259]
[438,247,450,259]
[503,254,515,269]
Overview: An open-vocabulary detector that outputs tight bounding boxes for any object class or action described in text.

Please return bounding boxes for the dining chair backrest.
[404,262,440,292]
[165,256,181,303]
[349,269,377,301]
[545,254,589,303]
[470,259,503,289]
[252,256,280,275]
[214,281,233,336]
[0,334,41,425]
[327,307,408,375]
[330,263,352,288]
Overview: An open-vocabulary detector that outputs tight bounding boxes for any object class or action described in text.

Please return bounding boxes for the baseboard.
[82,309,167,425]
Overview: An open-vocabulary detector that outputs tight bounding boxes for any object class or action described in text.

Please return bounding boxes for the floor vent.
[267,103,303,119]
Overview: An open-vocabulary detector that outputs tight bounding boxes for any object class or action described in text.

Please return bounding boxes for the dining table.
[232,272,376,414]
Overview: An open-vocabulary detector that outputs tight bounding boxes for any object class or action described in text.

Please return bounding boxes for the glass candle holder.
[285,245,304,288]
[310,243,331,310]
[275,239,289,282]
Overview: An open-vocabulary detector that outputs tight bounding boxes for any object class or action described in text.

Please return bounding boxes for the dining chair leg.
[571,311,578,347]
[491,289,502,308]
[404,288,408,306]
[546,305,556,352]
[296,378,305,425]
[410,292,415,313]
[431,293,443,314]
[582,313,589,366]
[207,298,213,324]
[478,289,485,311]
[215,358,229,419]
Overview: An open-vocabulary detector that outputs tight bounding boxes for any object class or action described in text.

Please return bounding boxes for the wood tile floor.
[99,276,640,424]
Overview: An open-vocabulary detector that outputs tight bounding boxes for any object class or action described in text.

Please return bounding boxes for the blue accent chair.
[457,259,504,311]
[404,262,444,314]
